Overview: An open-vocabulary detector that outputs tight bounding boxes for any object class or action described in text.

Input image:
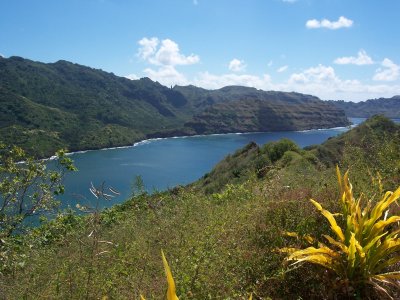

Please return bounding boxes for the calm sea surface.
[52,118,367,211]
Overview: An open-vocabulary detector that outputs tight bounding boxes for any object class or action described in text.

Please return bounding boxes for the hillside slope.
[177,85,349,133]
[329,96,400,118]
[2,117,399,299]
[0,56,350,157]
[195,115,400,193]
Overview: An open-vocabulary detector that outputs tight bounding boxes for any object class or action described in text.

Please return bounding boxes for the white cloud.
[193,72,271,90]
[144,65,189,87]
[288,64,338,85]
[228,58,247,72]
[191,65,400,101]
[193,0,198,5]
[373,58,400,81]
[136,37,200,87]
[334,50,374,65]
[132,38,399,100]
[130,63,400,100]
[125,74,139,80]
[277,65,288,73]
[283,64,400,100]
[306,16,353,30]
[267,60,273,67]
[137,37,159,60]
[137,37,200,66]
[153,39,199,66]
[282,0,297,3]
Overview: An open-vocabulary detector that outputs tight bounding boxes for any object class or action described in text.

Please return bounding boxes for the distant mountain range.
[175,85,348,134]
[329,96,400,118]
[1,56,349,157]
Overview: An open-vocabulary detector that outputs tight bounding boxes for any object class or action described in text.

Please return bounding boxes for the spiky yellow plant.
[285,166,400,296]
[161,250,179,300]
[141,250,179,300]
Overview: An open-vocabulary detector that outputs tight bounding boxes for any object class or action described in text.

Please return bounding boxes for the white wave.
[99,145,132,151]
[42,155,58,161]
[133,137,165,147]
[317,126,348,131]
[66,150,89,156]
[133,140,151,147]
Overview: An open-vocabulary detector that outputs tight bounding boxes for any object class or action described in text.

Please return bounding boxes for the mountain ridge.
[0,56,350,157]
[329,96,400,118]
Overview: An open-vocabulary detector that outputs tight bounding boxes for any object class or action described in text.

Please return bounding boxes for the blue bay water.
[55,118,365,211]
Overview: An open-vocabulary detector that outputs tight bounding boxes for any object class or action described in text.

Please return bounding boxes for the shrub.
[262,138,300,163]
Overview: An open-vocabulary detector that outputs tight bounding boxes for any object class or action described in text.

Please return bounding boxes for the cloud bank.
[132,37,400,101]
[334,50,374,65]
[306,16,353,30]
[373,58,400,81]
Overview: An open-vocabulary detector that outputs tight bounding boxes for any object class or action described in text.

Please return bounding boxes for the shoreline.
[131,125,352,147]
[43,116,400,161]
[46,122,360,160]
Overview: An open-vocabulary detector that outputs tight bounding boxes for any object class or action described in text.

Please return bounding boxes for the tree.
[0,144,76,238]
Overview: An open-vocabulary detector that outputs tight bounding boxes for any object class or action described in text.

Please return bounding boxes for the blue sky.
[1,0,399,101]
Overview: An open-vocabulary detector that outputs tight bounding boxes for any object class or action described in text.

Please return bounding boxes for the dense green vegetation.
[194,138,302,194]
[330,96,400,118]
[0,56,349,157]
[0,56,190,157]
[1,116,399,299]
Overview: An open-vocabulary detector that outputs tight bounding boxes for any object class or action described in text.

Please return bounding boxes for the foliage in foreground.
[141,250,253,300]
[285,167,400,298]
[0,144,76,238]
[0,117,398,299]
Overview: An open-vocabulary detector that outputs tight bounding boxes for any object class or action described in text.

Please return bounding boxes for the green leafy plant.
[0,144,76,238]
[284,167,400,298]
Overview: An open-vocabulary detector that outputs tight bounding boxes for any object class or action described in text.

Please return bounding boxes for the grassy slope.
[1,117,398,299]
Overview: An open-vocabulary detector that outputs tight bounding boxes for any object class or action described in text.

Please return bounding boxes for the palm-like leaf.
[161,250,179,300]
[140,251,179,300]
[285,167,400,296]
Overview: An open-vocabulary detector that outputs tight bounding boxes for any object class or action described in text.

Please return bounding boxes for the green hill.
[0,56,350,157]
[195,115,400,193]
[0,56,193,156]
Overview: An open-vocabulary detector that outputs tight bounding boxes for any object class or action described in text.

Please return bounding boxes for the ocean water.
[53,118,365,211]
